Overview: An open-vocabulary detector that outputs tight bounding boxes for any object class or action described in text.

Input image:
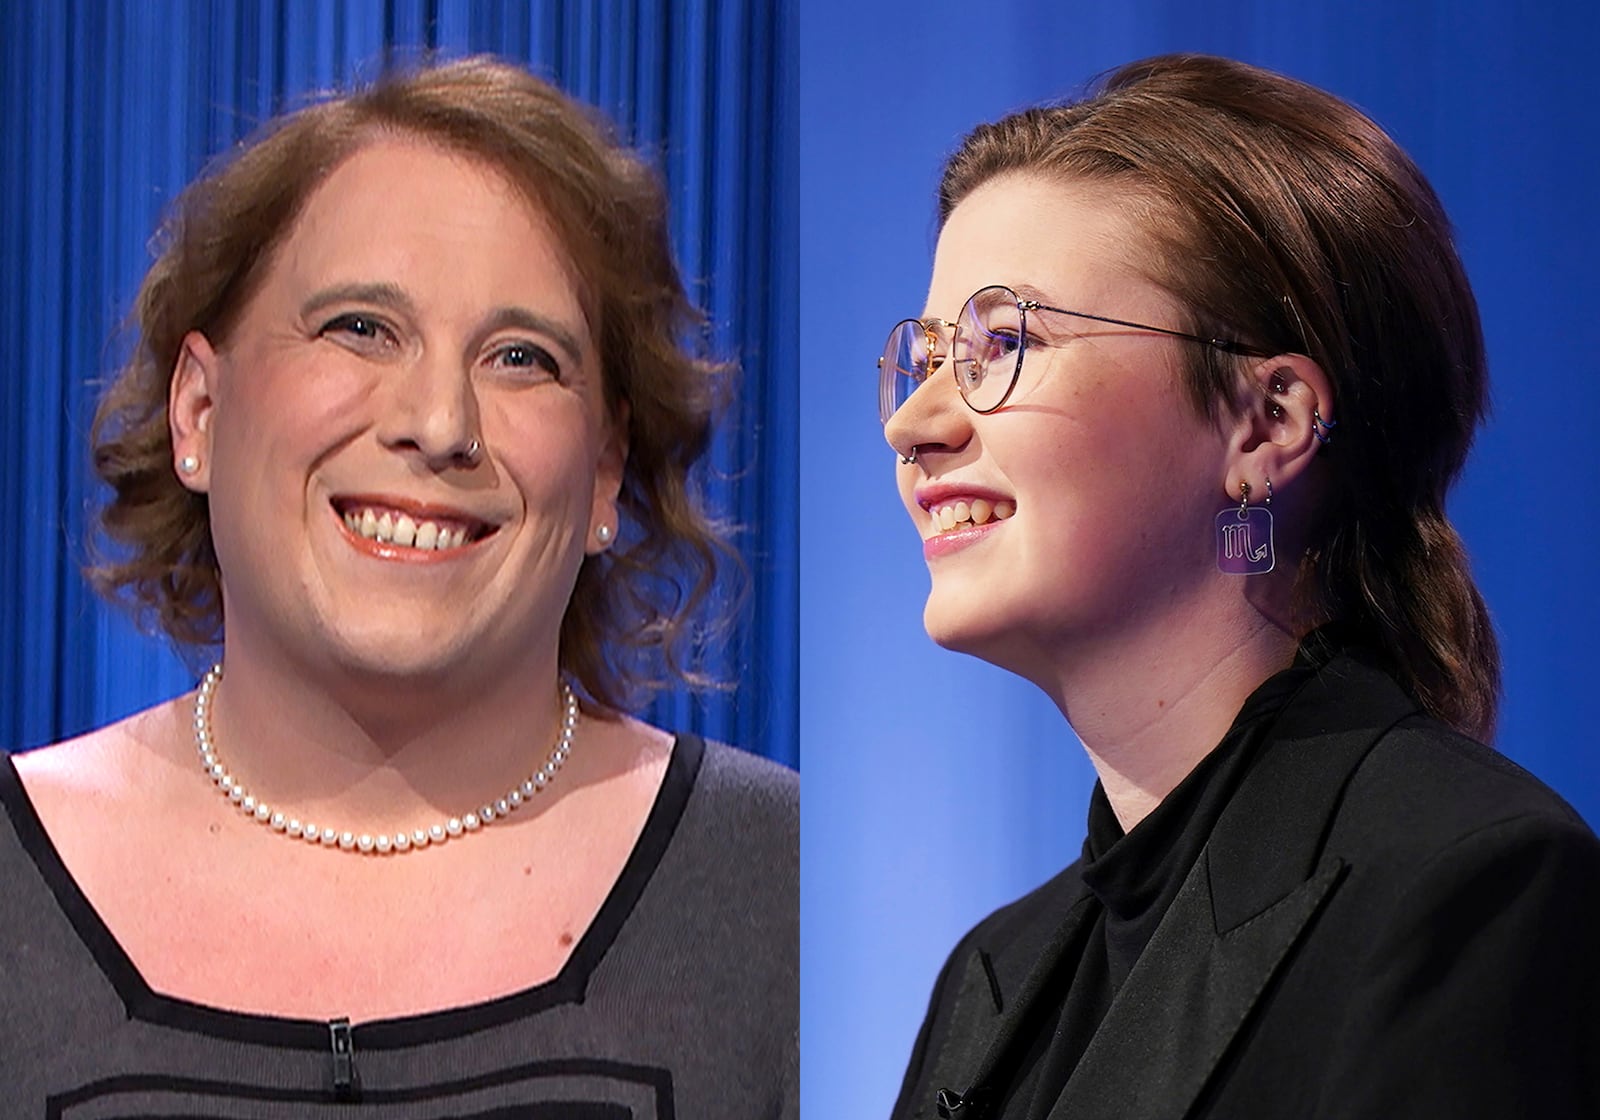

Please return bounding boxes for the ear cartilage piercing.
[1311,409,1337,445]
[1265,477,1273,507]
[1269,373,1288,396]
[900,446,919,466]
[595,523,614,546]
[178,455,200,475]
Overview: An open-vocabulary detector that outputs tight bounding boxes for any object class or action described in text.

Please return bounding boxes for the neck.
[1030,602,1299,833]
[195,635,578,829]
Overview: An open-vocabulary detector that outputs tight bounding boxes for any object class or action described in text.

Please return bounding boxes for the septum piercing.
[900,446,919,466]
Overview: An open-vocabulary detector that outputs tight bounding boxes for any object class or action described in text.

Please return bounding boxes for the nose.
[884,357,972,466]
[377,348,483,469]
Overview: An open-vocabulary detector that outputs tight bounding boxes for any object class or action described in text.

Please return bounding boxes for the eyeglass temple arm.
[1019,300,1268,356]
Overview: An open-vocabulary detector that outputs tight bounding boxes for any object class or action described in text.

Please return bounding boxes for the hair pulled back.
[940,54,1498,738]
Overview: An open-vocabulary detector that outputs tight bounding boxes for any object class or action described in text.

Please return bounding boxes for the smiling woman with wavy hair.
[1,57,794,1114]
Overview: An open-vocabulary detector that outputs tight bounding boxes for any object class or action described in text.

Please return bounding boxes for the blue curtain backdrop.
[800,1,1600,1114]
[0,0,797,768]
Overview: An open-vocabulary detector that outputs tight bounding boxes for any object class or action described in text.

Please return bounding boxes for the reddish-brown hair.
[90,57,729,712]
[940,54,1498,739]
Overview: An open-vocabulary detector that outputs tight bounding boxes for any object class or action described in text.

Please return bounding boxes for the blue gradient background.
[798,2,1600,1115]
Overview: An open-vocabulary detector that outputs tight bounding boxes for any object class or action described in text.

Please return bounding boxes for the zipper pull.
[328,1017,359,1101]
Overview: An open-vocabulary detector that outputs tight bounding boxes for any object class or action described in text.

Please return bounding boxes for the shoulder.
[956,858,1088,959]
[663,737,796,896]
[1333,713,1596,861]
[8,702,187,822]
[916,858,1089,1026]
[686,737,797,832]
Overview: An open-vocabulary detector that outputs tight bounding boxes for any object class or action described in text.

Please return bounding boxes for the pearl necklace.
[193,663,578,855]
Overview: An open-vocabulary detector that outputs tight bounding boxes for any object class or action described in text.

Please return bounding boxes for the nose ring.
[900,446,919,466]
[461,438,483,466]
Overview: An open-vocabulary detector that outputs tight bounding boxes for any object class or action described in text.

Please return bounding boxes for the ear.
[168,331,219,493]
[586,397,630,555]
[1221,353,1335,503]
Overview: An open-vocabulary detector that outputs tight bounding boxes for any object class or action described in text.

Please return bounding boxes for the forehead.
[268,136,588,325]
[926,174,1157,317]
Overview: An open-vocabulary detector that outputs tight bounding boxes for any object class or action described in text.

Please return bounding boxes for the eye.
[487,340,563,383]
[982,326,1023,358]
[319,312,398,352]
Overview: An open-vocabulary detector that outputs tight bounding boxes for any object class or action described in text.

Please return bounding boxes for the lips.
[330,497,493,554]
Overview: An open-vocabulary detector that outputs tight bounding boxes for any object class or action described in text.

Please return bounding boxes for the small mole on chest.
[559,931,574,947]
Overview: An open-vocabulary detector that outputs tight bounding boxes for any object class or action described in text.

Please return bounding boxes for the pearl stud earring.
[178,455,200,475]
[595,524,614,546]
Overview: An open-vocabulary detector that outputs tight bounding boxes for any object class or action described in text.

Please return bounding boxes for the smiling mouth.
[333,500,491,553]
[928,498,1015,535]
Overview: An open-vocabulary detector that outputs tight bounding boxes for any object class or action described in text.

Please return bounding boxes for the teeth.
[342,507,475,552]
[929,498,1015,534]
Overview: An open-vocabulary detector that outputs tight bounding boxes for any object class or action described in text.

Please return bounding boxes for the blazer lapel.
[918,886,1099,1117]
[1046,851,1346,1120]
[922,651,1421,1120]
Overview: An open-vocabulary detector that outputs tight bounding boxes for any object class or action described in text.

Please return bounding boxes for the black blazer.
[893,653,1600,1119]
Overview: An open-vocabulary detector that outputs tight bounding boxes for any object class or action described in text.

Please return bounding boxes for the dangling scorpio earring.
[1215,478,1275,575]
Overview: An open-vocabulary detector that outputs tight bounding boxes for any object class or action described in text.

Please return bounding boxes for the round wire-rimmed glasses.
[877,284,1268,424]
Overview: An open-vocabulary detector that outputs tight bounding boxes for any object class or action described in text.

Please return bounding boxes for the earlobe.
[169,331,218,493]
[586,399,629,556]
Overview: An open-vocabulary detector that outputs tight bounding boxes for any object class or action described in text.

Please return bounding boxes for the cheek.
[217,349,377,454]
[485,402,603,506]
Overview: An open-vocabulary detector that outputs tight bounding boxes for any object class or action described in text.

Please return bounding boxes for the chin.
[317,624,484,686]
[922,593,1028,666]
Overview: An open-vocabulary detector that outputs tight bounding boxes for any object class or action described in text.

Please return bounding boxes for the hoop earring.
[1312,409,1337,445]
[1215,479,1275,575]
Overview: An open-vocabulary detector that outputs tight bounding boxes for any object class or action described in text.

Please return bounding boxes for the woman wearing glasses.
[882,55,1600,1119]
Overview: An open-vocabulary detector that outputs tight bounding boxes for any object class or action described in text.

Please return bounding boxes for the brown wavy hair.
[90,56,730,712]
[939,54,1499,739]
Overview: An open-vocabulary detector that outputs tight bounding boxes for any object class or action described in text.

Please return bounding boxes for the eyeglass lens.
[878,285,1027,423]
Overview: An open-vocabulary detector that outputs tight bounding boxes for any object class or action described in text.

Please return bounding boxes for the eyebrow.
[478,306,587,369]
[1009,283,1057,306]
[300,283,587,368]
[301,281,417,321]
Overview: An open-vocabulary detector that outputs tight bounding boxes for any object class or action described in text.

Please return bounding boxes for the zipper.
[328,1017,359,1101]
